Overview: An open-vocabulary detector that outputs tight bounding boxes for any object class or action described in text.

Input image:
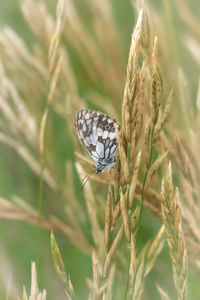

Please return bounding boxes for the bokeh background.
[0,0,199,299]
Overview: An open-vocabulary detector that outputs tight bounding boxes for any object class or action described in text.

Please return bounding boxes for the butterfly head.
[96,157,116,173]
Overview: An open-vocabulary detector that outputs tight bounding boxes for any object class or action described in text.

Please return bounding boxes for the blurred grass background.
[0,0,199,299]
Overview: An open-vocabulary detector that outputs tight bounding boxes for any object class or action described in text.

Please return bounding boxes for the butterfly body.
[74,109,120,173]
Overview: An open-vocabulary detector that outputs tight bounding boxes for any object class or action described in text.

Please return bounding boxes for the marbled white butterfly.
[74,109,120,173]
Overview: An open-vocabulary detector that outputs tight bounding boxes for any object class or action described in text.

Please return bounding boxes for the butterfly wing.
[74,109,120,168]
[74,109,99,163]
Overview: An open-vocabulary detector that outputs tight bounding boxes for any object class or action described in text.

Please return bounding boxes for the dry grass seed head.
[122,9,143,142]
[120,190,130,242]
[161,162,188,300]
[129,151,142,208]
[114,124,130,185]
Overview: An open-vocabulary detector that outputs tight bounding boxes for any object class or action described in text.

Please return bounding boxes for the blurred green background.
[0,0,199,299]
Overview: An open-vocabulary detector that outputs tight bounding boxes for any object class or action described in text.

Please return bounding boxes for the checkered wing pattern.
[74,109,120,173]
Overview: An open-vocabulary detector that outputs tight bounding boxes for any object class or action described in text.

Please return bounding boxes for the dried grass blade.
[103,226,123,278]
[105,186,112,249]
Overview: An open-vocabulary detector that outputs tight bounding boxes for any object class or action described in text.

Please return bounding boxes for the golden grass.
[161,162,188,300]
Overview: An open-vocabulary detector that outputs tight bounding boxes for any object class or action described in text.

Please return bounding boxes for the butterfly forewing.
[74,109,120,173]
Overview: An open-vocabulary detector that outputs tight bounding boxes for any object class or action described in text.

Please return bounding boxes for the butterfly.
[74,109,120,174]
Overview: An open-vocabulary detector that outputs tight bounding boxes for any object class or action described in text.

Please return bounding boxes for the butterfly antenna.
[80,169,96,191]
